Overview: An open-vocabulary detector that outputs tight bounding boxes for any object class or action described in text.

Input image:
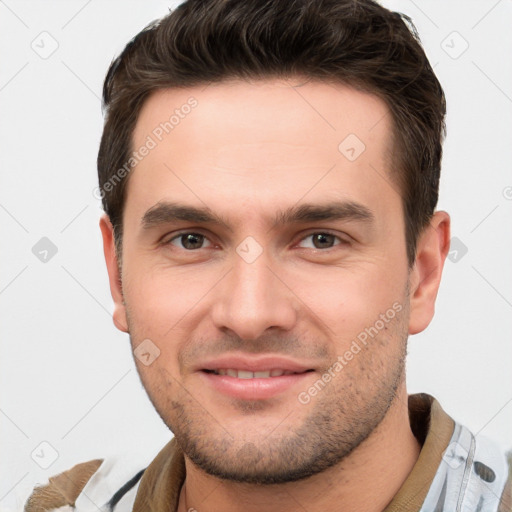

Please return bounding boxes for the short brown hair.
[97,0,446,265]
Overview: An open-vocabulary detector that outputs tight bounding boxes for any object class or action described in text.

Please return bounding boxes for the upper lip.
[197,354,314,373]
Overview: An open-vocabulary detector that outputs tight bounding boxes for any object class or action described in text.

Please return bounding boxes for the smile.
[200,368,314,400]
[203,368,312,378]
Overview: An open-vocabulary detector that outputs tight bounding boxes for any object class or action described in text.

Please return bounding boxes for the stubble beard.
[128,301,410,485]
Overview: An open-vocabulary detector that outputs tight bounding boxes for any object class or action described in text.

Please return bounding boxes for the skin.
[100,78,450,512]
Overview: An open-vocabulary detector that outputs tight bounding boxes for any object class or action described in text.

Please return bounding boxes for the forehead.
[128,79,396,223]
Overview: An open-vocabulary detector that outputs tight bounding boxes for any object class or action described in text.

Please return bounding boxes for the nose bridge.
[233,254,272,309]
[212,249,296,340]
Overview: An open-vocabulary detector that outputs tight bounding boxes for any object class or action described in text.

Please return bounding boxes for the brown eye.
[298,232,342,250]
[169,233,211,250]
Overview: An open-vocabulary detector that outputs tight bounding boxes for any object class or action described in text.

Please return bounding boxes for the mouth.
[199,367,315,400]
[202,368,314,378]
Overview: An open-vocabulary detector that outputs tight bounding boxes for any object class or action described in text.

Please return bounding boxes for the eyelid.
[159,229,351,251]
[161,229,216,248]
[294,230,351,248]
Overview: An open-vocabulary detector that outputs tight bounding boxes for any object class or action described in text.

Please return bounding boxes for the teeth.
[212,368,299,378]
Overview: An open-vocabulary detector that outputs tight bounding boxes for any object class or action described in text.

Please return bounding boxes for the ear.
[99,214,129,333]
[408,211,451,335]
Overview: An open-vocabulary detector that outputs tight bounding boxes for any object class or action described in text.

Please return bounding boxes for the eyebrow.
[142,202,229,229]
[141,200,374,230]
[271,201,374,228]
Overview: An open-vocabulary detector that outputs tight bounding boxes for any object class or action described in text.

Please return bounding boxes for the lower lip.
[199,371,313,400]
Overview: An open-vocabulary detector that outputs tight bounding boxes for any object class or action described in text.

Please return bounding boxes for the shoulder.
[24,456,147,512]
[443,425,512,512]
[24,459,103,511]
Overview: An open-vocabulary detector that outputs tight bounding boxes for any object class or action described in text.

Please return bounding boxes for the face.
[101,78,440,484]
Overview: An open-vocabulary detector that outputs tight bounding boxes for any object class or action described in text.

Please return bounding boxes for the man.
[25,0,511,510]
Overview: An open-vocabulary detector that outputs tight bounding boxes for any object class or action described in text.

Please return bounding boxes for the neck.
[177,386,420,512]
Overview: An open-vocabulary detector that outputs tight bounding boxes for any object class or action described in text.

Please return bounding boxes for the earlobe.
[408,211,451,335]
[99,214,129,333]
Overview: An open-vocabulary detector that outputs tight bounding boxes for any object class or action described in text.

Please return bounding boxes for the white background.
[1,1,511,510]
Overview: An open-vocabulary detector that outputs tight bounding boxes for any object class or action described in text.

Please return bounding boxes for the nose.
[211,252,297,341]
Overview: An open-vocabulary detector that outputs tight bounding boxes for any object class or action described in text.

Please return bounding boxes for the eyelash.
[163,230,349,251]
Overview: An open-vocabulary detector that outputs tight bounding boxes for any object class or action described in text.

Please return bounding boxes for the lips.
[197,355,315,400]
[198,355,313,374]
[203,368,308,378]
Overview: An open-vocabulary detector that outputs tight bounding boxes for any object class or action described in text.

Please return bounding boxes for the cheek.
[286,258,407,338]
[123,264,220,379]
[123,262,212,333]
